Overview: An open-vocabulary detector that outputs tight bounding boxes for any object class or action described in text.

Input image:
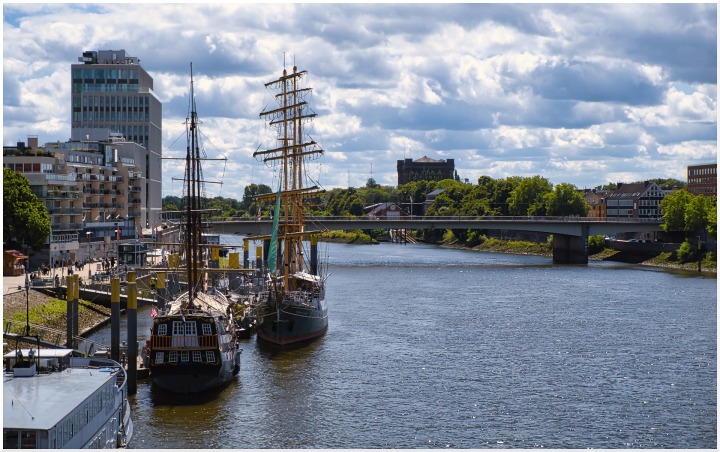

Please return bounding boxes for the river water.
[90,241,717,449]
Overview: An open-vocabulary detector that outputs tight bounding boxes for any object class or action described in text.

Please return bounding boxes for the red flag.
[150,307,157,318]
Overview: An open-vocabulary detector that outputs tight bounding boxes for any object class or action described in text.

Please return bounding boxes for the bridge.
[209,216,663,264]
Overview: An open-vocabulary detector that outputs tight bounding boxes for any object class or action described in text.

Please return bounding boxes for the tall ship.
[147,65,242,393]
[252,63,329,346]
[3,348,133,448]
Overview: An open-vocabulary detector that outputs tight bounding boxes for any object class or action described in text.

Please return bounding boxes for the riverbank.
[442,238,716,274]
[2,283,111,355]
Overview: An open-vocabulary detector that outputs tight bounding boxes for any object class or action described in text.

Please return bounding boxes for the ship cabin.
[3,349,127,448]
[149,313,227,367]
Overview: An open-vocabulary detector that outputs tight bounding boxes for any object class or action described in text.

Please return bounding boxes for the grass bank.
[320,230,379,244]
[441,237,715,274]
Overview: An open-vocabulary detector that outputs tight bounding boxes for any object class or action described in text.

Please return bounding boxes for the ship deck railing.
[150,335,218,350]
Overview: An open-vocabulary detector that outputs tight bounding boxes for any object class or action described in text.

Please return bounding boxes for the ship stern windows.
[171,320,198,348]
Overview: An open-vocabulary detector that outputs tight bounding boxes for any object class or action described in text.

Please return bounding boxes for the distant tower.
[71,49,162,227]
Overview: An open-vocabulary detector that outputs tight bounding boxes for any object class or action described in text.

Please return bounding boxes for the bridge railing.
[210,215,662,224]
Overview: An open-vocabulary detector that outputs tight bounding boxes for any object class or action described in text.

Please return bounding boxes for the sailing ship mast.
[254,65,325,290]
[185,63,204,305]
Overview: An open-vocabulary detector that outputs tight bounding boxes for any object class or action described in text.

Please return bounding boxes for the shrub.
[676,239,699,263]
[587,234,606,254]
[466,230,486,247]
[442,229,456,243]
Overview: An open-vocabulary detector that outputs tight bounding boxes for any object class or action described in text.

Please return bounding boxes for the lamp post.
[24,259,30,336]
[697,235,702,273]
[86,231,93,261]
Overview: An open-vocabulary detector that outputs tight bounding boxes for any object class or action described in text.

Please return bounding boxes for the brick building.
[687,163,717,197]
[397,156,455,185]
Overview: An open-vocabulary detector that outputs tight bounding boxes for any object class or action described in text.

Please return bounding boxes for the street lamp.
[24,259,30,336]
[86,231,93,263]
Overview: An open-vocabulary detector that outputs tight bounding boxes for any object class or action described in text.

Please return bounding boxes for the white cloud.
[2,3,716,196]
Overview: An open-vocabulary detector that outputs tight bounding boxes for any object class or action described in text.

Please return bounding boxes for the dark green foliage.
[587,234,606,254]
[660,189,716,236]
[3,168,51,250]
[544,183,589,216]
[508,175,552,216]
[677,239,700,263]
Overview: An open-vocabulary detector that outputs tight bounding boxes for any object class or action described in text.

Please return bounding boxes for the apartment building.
[71,49,162,227]
[687,163,717,197]
[604,181,666,220]
[4,135,145,265]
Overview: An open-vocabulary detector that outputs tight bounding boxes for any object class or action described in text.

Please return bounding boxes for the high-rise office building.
[71,49,162,228]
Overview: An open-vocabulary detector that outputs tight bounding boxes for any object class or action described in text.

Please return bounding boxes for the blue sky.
[3,2,717,198]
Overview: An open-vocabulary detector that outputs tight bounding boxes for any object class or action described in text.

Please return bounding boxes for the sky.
[2,2,717,198]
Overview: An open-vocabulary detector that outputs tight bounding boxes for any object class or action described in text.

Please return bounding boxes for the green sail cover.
[267,187,281,274]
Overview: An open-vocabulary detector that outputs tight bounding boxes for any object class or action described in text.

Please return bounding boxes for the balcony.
[49,208,84,215]
[50,224,83,232]
[45,173,77,182]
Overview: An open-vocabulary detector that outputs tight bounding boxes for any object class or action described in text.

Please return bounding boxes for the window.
[158,324,167,336]
[21,431,37,448]
[169,351,178,362]
[205,351,216,363]
[181,351,189,362]
[185,322,197,335]
[193,351,202,362]
[202,323,212,335]
[4,430,19,448]
[155,351,164,364]
[172,321,184,335]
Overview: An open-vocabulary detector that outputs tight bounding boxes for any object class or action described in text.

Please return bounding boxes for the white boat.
[3,348,133,448]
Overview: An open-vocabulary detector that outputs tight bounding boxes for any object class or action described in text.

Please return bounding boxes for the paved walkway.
[3,274,30,294]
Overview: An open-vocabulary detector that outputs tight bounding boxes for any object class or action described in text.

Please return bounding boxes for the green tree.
[707,198,717,234]
[3,168,51,250]
[544,183,590,216]
[684,194,711,234]
[660,189,694,233]
[508,176,552,216]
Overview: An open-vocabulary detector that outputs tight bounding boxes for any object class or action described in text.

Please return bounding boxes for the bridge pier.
[552,225,589,264]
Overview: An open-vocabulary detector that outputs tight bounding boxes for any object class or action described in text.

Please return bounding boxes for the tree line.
[1,167,712,253]
[163,175,690,219]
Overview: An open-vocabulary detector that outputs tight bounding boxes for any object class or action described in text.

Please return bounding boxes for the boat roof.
[4,349,74,360]
[291,271,323,284]
[4,365,118,431]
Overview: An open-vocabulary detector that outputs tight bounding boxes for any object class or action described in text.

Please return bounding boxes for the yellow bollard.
[111,278,120,362]
[156,272,165,289]
[229,252,240,269]
[126,281,137,395]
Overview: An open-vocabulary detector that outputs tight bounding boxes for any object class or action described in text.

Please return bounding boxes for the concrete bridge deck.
[210,215,661,237]
[208,215,663,264]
